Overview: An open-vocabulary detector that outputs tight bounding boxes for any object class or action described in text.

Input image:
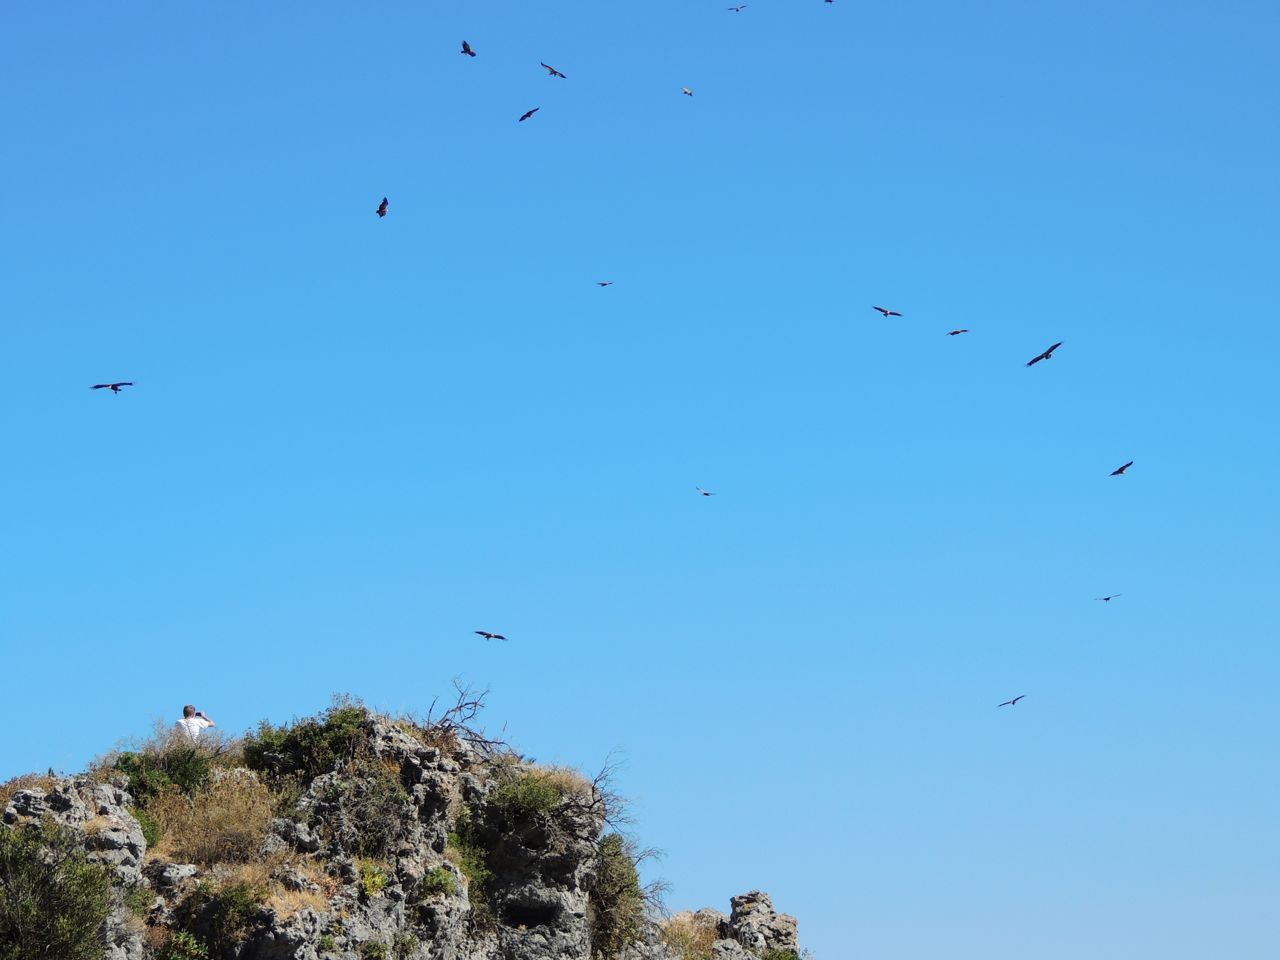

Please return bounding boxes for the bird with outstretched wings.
[92,382,134,393]
[873,306,902,317]
[997,695,1026,707]
[540,62,566,78]
[947,329,969,336]
[1110,461,1134,476]
[696,487,715,496]
[597,282,613,287]
[728,4,748,11]
[1026,342,1062,366]
[475,631,507,641]
[518,108,540,122]
[376,197,389,217]
[1095,594,1122,602]
[461,41,476,57]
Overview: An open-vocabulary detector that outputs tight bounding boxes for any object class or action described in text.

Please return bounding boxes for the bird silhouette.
[997,695,1026,707]
[1026,342,1062,366]
[728,4,748,10]
[597,282,614,287]
[475,631,507,641]
[376,197,388,218]
[461,41,476,57]
[1110,461,1134,476]
[696,487,715,496]
[681,87,694,97]
[873,306,902,317]
[1095,594,1122,602]
[947,329,969,336]
[518,107,540,122]
[540,62,566,79]
[92,382,133,393]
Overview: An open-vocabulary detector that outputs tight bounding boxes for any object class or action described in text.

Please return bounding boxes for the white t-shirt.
[175,716,212,741]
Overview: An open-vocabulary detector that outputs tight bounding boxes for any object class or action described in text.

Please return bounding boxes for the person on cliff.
[175,705,215,742]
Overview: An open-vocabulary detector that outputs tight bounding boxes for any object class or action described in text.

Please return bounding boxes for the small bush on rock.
[156,930,210,960]
[179,879,267,954]
[490,767,590,823]
[0,819,113,960]
[446,809,492,896]
[358,860,389,898]
[244,698,369,783]
[133,807,163,848]
[114,744,212,806]
[419,865,457,897]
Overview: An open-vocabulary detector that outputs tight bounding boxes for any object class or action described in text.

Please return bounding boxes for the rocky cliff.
[0,702,801,960]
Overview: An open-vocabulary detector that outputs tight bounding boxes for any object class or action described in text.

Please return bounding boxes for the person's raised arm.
[196,710,216,727]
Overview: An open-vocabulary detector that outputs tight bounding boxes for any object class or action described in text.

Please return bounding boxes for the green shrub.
[419,865,457,898]
[358,860,389,898]
[392,932,420,958]
[760,952,801,960]
[317,934,338,953]
[489,773,566,822]
[114,745,211,806]
[133,807,162,848]
[243,699,369,783]
[157,931,210,960]
[445,809,493,896]
[361,942,389,960]
[123,883,152,917]
[588,833,645,958]
[180,880,267,953]
[0,819,113,960]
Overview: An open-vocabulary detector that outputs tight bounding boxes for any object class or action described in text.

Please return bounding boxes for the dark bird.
[997,695,1026,707]
[92,382,134,393]
[518,107,540,122]
[1095,594,1122,602]
[1025,341,1062,366]
[461,41,476,57]
[681,87,694,97]
[1110,461,1134,476]
[696,487,715,497]
[947,329,969,336]
[540,62,567,79]
[873,306,902,317]
[728,4,748,10]
[475,631,507,641]
[376,197,389,217]
[597,282,614,287]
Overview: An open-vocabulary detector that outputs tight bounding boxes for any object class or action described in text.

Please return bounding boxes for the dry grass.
[661,912,720,960]
[201,856,332,921]
[149,768,272,865]
[524,764,594,801]
[0,772,57,811]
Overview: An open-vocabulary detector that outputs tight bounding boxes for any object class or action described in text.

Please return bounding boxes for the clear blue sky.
[2,1,1278,956]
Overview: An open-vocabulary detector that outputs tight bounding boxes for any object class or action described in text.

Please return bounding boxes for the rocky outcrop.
[2,711,803,960]
[4,776,148,960]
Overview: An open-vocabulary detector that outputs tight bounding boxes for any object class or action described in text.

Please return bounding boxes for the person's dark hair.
[183,704,196,718]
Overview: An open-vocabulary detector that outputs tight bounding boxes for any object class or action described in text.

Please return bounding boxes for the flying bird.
[461,41,476,57]
[681,87,693,96]
[475,631,507,641]
[1095,594,1122,602]
[92,382,134,393]
[728,4,748,10]
[947,329,969,336]
[1110,461,1134,476]
[873,306,902,317]
[997,695,1026,707]
[376,197,388,218]
[518,107,540,122]
[696,487,715,497]
[540,62,566,79]
[597,282,614,287]
[1025,341,1062,366]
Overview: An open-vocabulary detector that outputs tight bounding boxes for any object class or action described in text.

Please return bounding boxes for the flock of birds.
[85,4,1133,713]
